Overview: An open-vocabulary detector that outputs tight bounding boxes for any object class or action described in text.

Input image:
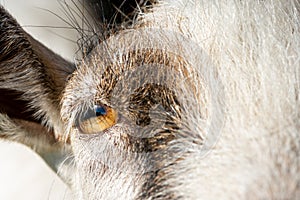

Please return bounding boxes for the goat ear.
[0,6,75,184]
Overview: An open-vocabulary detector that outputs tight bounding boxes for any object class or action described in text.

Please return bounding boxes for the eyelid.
[77,105,118,134]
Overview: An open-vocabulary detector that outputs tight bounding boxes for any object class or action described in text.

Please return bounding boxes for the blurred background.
[0,0,80,199]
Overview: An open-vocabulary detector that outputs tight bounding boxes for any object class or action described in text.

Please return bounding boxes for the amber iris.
[79,105,118,134]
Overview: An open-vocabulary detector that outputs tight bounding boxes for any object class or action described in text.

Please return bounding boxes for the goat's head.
[0,0,299,199]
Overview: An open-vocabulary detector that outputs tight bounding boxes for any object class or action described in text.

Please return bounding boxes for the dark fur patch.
[0,89,40,124]
[77,0,156,58]
[84,0,156,26]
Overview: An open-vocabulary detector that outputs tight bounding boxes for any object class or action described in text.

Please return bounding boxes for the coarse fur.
[0,0,299,200]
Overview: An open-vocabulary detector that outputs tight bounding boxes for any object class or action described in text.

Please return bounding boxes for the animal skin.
[0,0,299,199]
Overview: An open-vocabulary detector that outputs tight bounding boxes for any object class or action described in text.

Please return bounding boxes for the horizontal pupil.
[95,105,107,116]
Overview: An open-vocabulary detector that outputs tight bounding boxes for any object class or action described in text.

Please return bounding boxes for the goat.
[0,0,299,199]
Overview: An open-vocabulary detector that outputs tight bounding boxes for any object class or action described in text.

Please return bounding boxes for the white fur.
[63,0,300,199]
[138,0,300,199]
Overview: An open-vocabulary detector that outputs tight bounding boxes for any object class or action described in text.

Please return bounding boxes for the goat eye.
[77,105,118,134]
